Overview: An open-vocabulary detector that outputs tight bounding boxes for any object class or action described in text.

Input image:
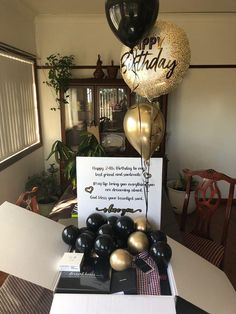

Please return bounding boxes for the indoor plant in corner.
[47,131,106,190]
[167,172,198,215]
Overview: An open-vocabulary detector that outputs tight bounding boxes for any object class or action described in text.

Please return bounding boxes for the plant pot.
[167,180,196,215]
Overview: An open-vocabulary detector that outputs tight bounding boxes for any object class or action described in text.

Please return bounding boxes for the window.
[0,43,41,170]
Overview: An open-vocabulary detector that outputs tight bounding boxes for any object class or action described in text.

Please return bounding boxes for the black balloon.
[79,227,89,234]
[62,225,80,246]
[82,230,96,240]
[75,233,94,254]
[94,235,115,257]
[149,241,172,267]
[86,213,106,232]
[105,0,159,48]
[148,230,167,245]
[115,216,135,239]
[107,216,118,227]
[115,237,127,249]
[98,224,114,237]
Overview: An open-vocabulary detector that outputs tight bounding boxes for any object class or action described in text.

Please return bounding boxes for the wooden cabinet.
[60,78,168,160]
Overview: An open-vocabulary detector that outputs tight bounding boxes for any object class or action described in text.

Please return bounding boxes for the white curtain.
[0,52,40,163]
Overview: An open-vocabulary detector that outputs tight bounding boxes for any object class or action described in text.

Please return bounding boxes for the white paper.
[50,294,176,314]
[0,202,69,290]
[76,157,163,228]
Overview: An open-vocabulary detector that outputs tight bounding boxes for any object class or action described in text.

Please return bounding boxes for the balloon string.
[142,160,151,227]
[129,48,140,93]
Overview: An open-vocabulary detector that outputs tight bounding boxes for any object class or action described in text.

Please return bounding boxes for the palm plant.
[47,131,106,188]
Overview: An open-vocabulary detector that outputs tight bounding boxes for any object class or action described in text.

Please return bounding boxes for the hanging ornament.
[120,20,191,100]
[123,102,165,160]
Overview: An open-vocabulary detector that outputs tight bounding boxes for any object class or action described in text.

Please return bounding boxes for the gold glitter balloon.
[110,249,133,271]
[123,102,165,160]
[134,216,151,232]
[120,20,191,100]
[128,231,149,254]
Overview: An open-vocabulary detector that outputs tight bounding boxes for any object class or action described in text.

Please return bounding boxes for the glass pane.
[65,86,94,130]
[65,86,94,150]
[99,87,128,132]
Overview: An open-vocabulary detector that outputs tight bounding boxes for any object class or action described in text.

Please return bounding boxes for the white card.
[58,252,84,272]
[76,157,162,228]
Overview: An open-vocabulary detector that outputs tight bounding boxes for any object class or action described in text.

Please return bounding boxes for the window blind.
[0,51,40,164]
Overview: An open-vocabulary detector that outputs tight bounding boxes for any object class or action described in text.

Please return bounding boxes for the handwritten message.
[76,157,163,228]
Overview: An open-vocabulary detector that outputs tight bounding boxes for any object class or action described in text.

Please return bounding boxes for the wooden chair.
[180,168,236,269]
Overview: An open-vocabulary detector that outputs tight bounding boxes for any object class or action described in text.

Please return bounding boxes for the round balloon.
[94,234,116,257]
[107,216,118,227]
[86,213,106,232]
[97,224,114,237]
[149,241,172,266]
[82,230,96,240]
[110,249,133,271]
[75,233,94,254]
[115,216,135,239]
[123,102,165,160]
[127,231,149,254]
[120,20,191,100]
[134,216,151,232]
[105,0,159,49]
[62,225,80,246]
[148,230,167,245]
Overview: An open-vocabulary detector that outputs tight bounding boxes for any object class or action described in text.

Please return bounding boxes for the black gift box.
[111,268,137,295]
[55,256,111,294]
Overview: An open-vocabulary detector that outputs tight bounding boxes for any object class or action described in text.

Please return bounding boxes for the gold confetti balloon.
[120,20,191,100]
[123,102,165,161]
[110,249,133,271]
[128,231,149,254]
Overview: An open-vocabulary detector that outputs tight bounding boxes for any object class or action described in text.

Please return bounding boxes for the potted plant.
[44,53,75,110]
[47,131,106,189]
[167,172,198,215]
[25,164,61,216]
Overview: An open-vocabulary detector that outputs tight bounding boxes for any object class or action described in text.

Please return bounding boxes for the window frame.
[0,42,42,171]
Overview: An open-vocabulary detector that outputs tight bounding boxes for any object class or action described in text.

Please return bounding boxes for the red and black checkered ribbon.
[133,251,161,295]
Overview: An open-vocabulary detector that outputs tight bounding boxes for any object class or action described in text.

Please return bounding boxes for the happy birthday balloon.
[120,20,191,100]
[123,102,165,160]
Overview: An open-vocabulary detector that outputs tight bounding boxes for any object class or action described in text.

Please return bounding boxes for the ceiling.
[20,0,236,15]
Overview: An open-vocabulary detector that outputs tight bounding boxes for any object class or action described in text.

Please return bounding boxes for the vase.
[167,180,196,215]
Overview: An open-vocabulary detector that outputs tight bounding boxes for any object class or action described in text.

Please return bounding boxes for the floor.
[175,202,236,291]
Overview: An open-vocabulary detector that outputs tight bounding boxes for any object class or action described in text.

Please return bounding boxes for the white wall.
[35,13,236,195]
[0,0,44,204]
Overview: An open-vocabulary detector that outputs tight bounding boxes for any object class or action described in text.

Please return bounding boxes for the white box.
[0,201,176,313]
[0,201,236,314]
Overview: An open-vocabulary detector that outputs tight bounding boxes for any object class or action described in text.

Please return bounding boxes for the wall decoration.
[120,20,191,100]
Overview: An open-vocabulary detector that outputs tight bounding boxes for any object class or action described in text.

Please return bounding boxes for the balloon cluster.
[62,214,172,271]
